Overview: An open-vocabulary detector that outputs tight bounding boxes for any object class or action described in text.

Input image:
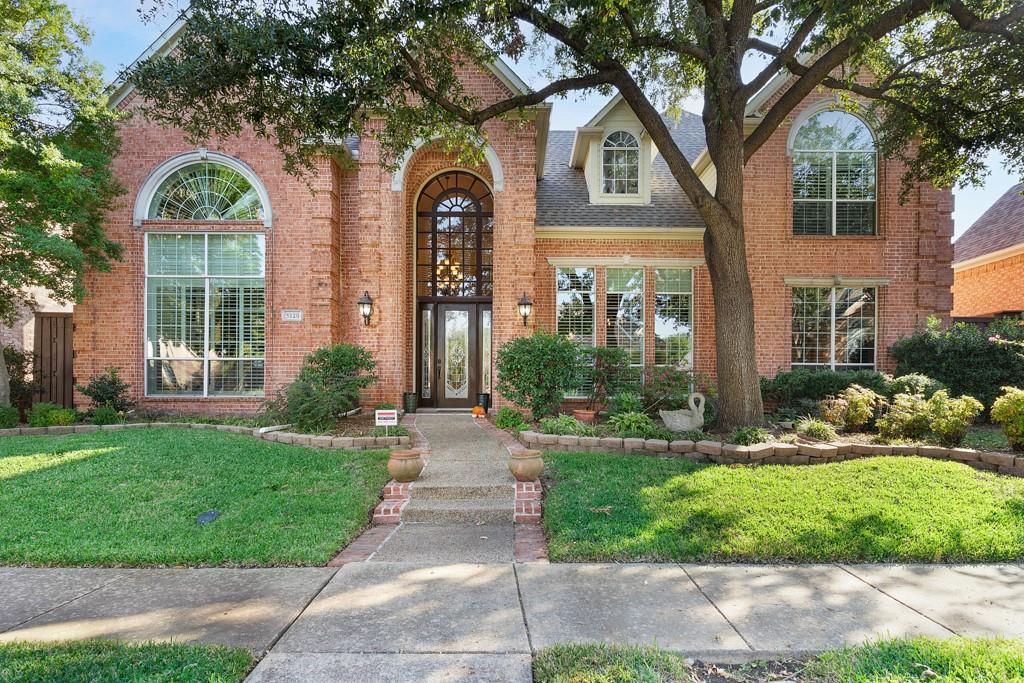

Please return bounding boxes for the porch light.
[518,293,533,327]
[357,291,374,326]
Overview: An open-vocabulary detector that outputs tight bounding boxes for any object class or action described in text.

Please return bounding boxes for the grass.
[543,452,1024,563]
[0,428,389,566]
[964,425,1012,452]
[532,638,1024,682]
[0,640,254,683]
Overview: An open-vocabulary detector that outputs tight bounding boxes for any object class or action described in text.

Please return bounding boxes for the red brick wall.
[953,253,1024,316]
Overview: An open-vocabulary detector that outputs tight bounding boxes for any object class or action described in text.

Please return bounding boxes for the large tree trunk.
[0,352,10,407]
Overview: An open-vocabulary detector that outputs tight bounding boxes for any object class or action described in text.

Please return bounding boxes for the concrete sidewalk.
[3,563,1024,681]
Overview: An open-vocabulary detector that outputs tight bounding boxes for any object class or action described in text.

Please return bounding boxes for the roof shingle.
[954,183,1024,264]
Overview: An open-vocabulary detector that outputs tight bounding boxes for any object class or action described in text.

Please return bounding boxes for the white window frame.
[601,131,641,197]
[791,286,878,371]
[653,267,694,368]
[792,149,878,236]
[143,232,266,398]
[555,266,596,399]
[606,267,645,371]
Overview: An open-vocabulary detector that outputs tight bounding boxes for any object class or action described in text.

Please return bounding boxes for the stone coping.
[0,422,411,450]
[517,430,1024,477]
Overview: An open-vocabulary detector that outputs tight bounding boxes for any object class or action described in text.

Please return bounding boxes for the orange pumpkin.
[472,405,486,417]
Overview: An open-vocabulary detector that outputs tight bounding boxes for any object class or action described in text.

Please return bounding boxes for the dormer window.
[602,131,640,195]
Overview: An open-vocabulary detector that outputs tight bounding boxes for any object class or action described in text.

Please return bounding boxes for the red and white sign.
[375,409,399,427]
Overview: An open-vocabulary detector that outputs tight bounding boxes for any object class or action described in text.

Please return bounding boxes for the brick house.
[952,183,1024,319]
[71,19,954,414]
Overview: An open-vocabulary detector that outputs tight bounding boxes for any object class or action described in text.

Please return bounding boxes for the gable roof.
[954,183,1024,266]
[536,111,706,228]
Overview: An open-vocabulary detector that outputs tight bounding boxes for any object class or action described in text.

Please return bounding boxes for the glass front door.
[418,303,491,409]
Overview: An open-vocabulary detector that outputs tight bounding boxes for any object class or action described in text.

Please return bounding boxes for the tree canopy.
[134,0,1024,426]
[1,0,123,327]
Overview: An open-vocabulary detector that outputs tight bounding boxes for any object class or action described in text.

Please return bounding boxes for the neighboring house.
[72,19,954,415]
[952,183,1024,319]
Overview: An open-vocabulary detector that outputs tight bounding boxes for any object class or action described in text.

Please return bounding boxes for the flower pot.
[403,392,418,414]
[387,449,424,483]
[509,449,544,482]
[572,409,596,424]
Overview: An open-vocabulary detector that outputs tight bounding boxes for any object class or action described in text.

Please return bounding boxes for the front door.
[417,303,492,409]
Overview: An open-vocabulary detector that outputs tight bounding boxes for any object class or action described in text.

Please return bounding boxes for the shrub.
[608,391,643,416]
[795,416,839,441]
[582,346,636,411]
[76,368,133,412]
[876,393,931,442]
[264,343,377,432]
[91,405,122,426]
[27,402,76,427]
[818,385,885,432]
[496,332,581,420]
[494,406,527,431]
[641,366,718,426]
[538,414,596,437]
[891,317,1024,408]
[371,425,409,437]
[885,373,946,400]
[3,345,37,417]
[926,391,984,447]
[674,428,710,442]
[0,405,18,428]
[608,411,659,439]
[728,426,772,446]
[375,402,396,410]
[761,368,889,406]
[991,386,1024,452]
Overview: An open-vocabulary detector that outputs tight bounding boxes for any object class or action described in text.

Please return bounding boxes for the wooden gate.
[33,313,74,408]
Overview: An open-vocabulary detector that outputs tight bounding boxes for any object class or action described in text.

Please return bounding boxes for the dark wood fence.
[33,313,74,408]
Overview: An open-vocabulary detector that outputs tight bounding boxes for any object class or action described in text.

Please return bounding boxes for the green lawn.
[543,452,1024,563]
[0,641,254,683]
[533,639,1024,682]
[0,429,389,566]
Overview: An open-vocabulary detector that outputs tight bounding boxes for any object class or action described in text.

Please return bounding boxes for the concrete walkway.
[3,563,1024,681]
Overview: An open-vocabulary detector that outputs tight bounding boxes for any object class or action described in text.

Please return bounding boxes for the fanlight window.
[602,131,640,195]
[792,111,876,236]
[149,162,264,221]
[416,171,494,298]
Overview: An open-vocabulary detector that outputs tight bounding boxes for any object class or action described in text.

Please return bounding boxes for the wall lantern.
[517,292,533,327]
[357,291,374,326]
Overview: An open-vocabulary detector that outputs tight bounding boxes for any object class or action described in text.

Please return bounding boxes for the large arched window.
[792,110,876,236]
[602,131,640,195]
[148,162,264,221]
[416,171,494,298]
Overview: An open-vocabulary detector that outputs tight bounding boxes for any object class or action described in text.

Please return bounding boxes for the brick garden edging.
[517,430,1024,477]
[0,422,412,450]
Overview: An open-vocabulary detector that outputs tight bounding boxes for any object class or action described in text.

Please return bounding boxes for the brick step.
[401,497,513,524]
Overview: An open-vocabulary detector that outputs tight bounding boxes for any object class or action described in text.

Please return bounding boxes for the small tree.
[496,331,581,420]
[583,346,635,412]
[0,0,123,406]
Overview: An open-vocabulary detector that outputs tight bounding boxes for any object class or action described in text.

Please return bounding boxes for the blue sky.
[69,0,1019,238]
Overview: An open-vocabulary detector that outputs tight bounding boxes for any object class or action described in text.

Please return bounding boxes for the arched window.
[792,110,876,235]
[416,171,494,297]
[148,162,264,221]
[602,131,640,195]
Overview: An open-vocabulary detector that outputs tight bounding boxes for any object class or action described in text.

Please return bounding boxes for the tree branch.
[946,0,1024,44]
[742,7,823,100]
[619,6,709,62]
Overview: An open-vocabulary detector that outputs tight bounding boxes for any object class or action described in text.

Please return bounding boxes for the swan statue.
[659,392,706,432]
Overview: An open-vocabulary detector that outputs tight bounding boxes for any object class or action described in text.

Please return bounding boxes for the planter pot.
[509,449,544,482]
[572,409,596,424]
[403,392,418,414]
[476,392,491,412]
[387,449,424,483]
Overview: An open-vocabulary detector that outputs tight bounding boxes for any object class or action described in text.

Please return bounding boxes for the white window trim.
[555,266,596,399]
[600,131,641,198]
[792,149,878,236]
[606,267,645,371]
[654,267,695,369]
[134,150,273,228]
[143,232,267,398]
[791,286,878,371]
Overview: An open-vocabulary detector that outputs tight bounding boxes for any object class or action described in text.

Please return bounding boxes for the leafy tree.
[134,0,1024,426]
[0,0,123,405]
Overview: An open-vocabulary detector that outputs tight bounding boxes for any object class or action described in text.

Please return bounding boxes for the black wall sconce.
[357,291,374,326]
[518,292,533,327]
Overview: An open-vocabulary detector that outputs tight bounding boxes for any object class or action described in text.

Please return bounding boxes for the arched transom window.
[602,131,640,195]
[148,162,264,221]
[792,110,876,236]
[416,171,494,297]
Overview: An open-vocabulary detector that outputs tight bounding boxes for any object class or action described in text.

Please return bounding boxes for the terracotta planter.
[572,409,596,424]
[387,449,424,483]
[509,449,544,482]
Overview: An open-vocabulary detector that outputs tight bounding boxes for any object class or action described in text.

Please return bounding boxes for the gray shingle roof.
[954,183,1024,263]
[536,111,707,228]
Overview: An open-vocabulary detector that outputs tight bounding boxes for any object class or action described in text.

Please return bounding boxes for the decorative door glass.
[421,310,433,399]
[481,309,492,393]
[444,309,470,399]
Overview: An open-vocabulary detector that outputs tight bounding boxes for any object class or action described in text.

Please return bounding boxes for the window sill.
[790,234,882,240]
[142,395,265,401]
